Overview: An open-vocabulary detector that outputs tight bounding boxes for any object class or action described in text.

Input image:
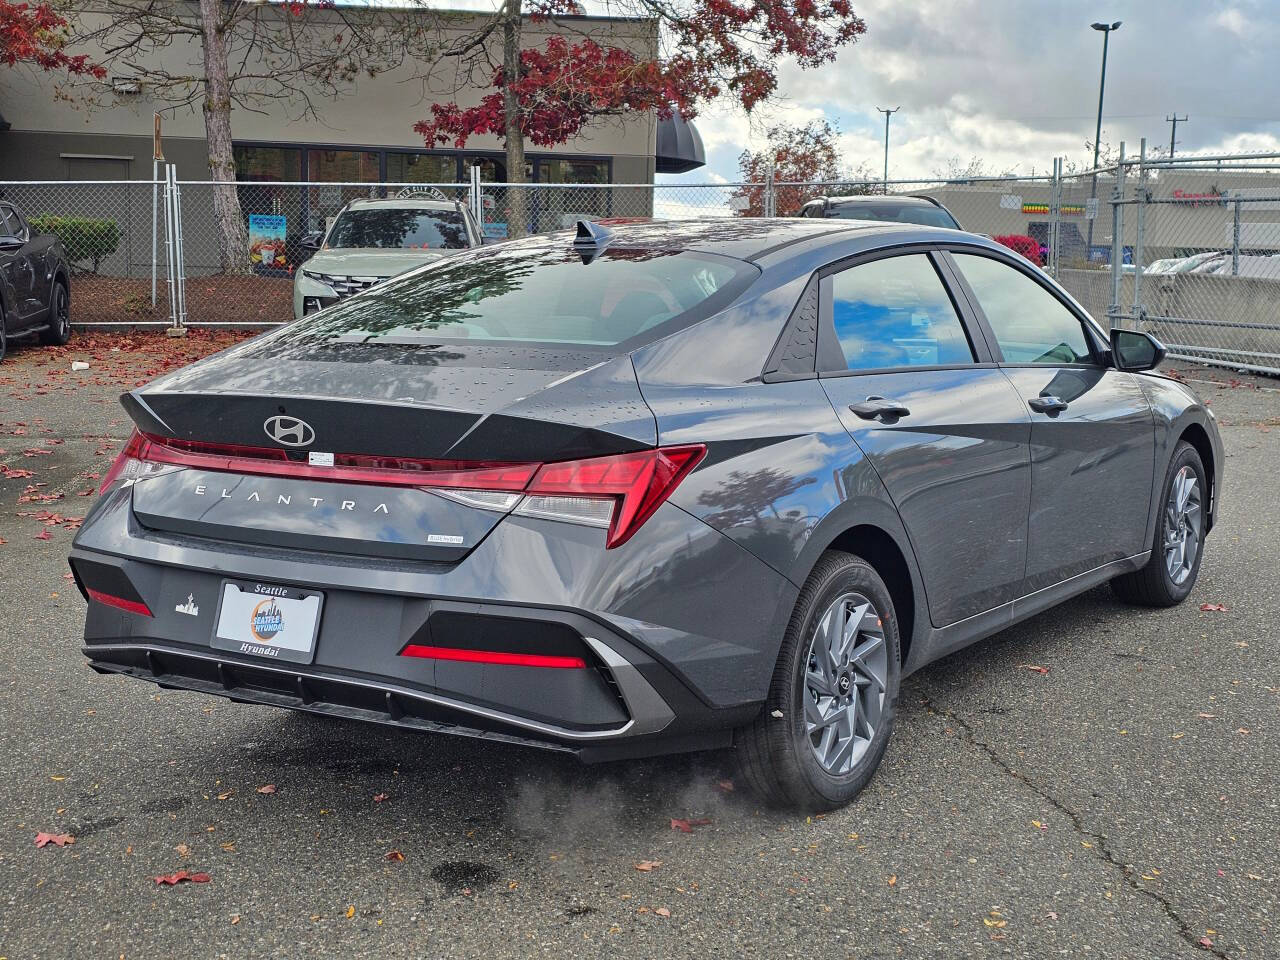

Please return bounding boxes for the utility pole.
[1166,114,1188,158]
[877,106,900,195]
[1086,20,1121,258]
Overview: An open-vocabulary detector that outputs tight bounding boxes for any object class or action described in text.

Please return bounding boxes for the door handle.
[849,396,911,421]
[1028,394,1069,413]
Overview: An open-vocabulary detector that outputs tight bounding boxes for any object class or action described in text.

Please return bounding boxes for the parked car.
[798,194,962,230]
[0,201,71,362]
[72,218,1222,810]
[293,194,482,318]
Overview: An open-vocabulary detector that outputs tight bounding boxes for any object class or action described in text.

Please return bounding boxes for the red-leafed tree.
[1,1,103,76]
[732,119,876,217]
[415,0,867,236]
[993,234,1043,266]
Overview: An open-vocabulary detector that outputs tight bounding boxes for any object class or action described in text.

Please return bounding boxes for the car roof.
[343,197,462,213]
[529,217,994,262]
[807,194,943,208]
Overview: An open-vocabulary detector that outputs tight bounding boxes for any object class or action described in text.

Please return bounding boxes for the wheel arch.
[1178,421,1217,532]
[808,521,921,670]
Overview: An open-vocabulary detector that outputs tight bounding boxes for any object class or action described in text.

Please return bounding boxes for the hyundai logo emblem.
[263,415,315,447]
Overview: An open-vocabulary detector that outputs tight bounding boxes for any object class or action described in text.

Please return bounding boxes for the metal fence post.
[1132,138,1147,327]
[1048,157,1061,278]
[1232,196,1241,276]
[150,158,159,307]
[1108,142,1126,327]
[469,163,482,223]
[764,161,776,218]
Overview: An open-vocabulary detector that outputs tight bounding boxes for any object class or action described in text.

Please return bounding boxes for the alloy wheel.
[1164,465,1201,586]
[803,592,888,775]
[55,285,70,338]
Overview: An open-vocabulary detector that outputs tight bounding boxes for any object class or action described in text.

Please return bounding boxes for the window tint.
[283,244,755,348]
[828,255,975,371]
[953,253,1093,364]
[327,209,470,250]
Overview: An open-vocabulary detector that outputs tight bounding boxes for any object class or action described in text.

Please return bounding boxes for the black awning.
[655,113,705,174]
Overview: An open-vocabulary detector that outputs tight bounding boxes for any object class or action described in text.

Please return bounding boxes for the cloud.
[662,0,1280,184]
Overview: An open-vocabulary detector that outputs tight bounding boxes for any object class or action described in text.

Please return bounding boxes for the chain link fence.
[3,148,1279,374]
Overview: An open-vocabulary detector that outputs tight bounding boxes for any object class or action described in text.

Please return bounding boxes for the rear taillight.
[84,587,153,617]
[108,429,705,549]
[97,430,154,494]
[517,445,706,548]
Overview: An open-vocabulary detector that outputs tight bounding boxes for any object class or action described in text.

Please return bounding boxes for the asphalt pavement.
[0,336,1276,959]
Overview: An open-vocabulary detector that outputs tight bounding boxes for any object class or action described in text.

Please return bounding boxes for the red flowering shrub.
[993,234,1043,265]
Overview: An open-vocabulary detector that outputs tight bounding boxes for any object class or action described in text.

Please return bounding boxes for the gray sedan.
[71,218,1222,810]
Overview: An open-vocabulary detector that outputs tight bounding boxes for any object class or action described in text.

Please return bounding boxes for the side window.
[827,254,976,371]
[0,207,15,237]
[953,253,1093,364]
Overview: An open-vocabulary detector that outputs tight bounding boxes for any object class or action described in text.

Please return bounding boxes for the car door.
[817,249,1033,627]
[947,250,1155,592]
[0,205,39,324]
[5,206,50,316]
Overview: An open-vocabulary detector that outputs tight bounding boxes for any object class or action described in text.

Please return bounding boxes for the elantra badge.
[264,415,315,447]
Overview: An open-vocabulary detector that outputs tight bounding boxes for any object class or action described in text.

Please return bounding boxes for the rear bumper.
[70,485,794,759]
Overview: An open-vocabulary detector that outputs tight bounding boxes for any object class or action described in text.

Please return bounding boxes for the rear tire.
[735,551,901,811]
[1111,440,1207,607]
[40,281,71,346]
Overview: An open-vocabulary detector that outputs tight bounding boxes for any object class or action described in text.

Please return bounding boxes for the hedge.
[28,214,120,273]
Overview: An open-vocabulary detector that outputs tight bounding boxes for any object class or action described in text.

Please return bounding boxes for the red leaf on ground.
[1200,603,1227,612]
[33,529,52,540]
[373,792,389,803]
[1019,664,1050,675]
[256,784,276,794]
[154,869,211,885]
[1198,937,1214,950]
[715,780,735,792]
[34,832,75,848]
[670,817,712,833]
[385,850,405,862]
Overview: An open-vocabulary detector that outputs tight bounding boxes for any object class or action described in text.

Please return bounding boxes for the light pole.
[877,106,900,195]
[1086,20,1121,258]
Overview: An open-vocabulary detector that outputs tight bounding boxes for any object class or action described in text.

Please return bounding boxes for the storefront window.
[234,146,301,182]
[387,153,458,184]
[305,150,382,229]
[535,158,609,231]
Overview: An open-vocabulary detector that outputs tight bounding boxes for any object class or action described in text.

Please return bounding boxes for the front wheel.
[735,551,901,811]
[40,281,71,346]
[1112,440,1207,607]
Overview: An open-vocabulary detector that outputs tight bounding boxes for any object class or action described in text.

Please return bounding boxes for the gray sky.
[662,0,1279,183]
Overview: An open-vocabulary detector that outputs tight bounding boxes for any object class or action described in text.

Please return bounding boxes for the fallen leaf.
[887,874,898,887]
[634,860,662,872]
[373,792,389,803]
[655,907,671,918]
[715,780,734,793]
[256,784,276,795]
[385,850,405,862]
[154,870,211,885]
[1031,820,1047,831]
[1172,732,1186,740]
[345,905,355,919]
[230,914,240,925]
[217,790,234,800]
[670,817,712,833]
[34,832,75,848]
[33,529,52,540]
[175,843,190,859]
[1197,712,1216,718]
[1200,603,1227,612]
[1018,664,1050,675]
[1199,937,1214,950]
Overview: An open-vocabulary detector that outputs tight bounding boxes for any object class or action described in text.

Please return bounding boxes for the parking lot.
[0,332,1276,959]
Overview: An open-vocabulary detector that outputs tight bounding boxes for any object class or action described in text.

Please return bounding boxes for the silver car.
[293,195,482,318]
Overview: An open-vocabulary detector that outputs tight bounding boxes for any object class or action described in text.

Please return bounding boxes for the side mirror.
[1110,328,1166,372]
[299,232,323,251]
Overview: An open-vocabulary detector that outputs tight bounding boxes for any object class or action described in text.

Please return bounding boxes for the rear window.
[288,242,757,348]
[827,202,958,229]
[326,208,470,250]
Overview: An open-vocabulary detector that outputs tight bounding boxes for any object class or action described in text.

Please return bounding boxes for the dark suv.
[798,195,961,230]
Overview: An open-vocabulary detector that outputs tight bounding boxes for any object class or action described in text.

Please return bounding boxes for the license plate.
[212,581,323,664]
